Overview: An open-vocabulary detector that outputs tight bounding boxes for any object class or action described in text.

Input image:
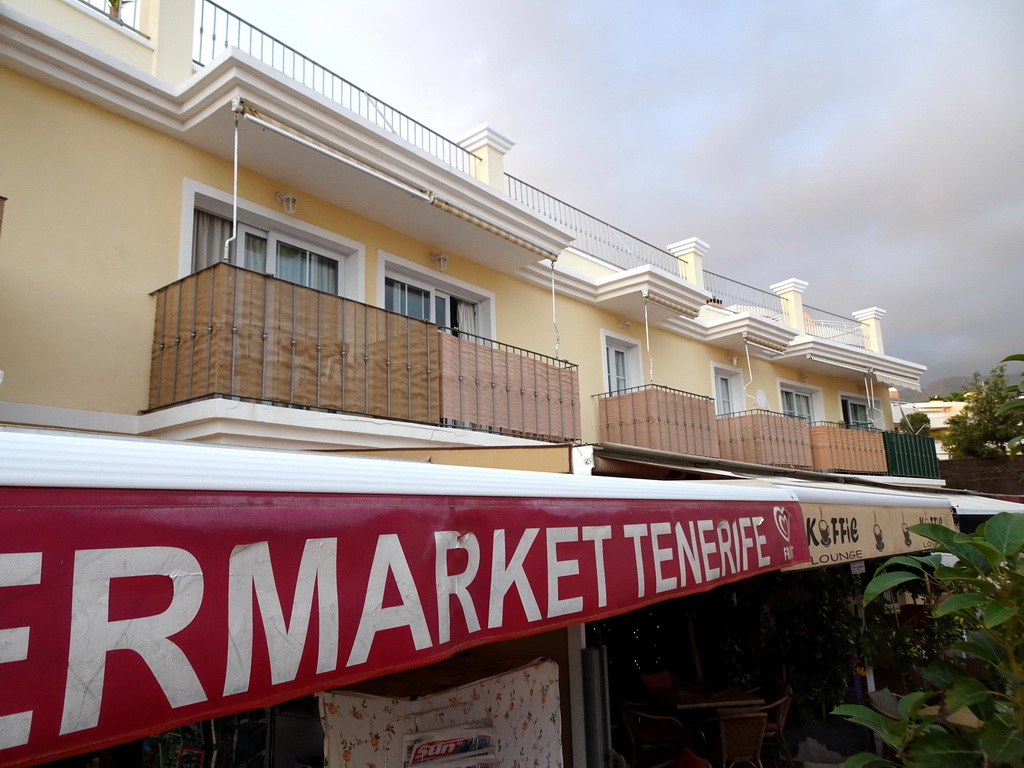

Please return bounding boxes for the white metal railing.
[702,270,786,322]
[192,1,477,177]
[802,305,867,347]
[506,175,682,273]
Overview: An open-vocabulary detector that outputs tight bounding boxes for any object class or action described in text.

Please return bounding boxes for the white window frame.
[180,180,365,302]
[378,251,495,339]
[711,363,744,416]
[777,379,823,423]
[839,391,881,429]
[601,331,643,394]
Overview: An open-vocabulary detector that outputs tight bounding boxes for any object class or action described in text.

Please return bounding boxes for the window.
[384,275,479,336]
[608,347,629,393]
[781,388,813,422]
[841,395,876,429]
[192,210,343,295]
[603,335,641,393]
[713,367,743,416]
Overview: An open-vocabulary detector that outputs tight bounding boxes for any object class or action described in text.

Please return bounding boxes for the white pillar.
[667,237,709,287]
[146,0,198,84]
[458,124,515,191]
[853,307,886,354]
[770,278,809,335]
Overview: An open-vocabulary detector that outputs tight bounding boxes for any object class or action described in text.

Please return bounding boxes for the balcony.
[716,410,813,469]
[883,432,941,479]
[148,263,580,443]
[703,271,786,323]
[808,422,887,474]
[596,385,719,457]
[437,330,580,442]
[802,306,867,348]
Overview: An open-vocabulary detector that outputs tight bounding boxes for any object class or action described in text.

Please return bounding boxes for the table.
[667,687,765,712]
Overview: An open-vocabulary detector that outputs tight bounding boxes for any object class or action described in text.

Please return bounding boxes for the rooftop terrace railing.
[192,0,478,176]
[803,304,867,348]
[506,175,683,274]
[702,270,786,323]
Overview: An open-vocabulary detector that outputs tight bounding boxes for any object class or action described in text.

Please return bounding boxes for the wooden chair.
[613,698,687,768]
[757,686,793,767]
[704,712,767,768]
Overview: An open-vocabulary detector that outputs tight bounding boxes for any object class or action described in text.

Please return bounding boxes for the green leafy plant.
[996,354,1024,457]
[896,411,932,436]
[942,366,1019,458]
[858,574,965,690]
[107,0,133,20]
[833,513,1024,767]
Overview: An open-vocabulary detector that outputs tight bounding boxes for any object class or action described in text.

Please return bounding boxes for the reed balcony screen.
[809,422,888,474]
[596,385,719,457]
[716,410,813,469]
[148,264,580,442]
[438,331,580,442]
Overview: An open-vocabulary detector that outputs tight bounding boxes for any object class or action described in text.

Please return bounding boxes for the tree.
[997,354,1024,457]
[942,366,1019,458]
[834,514,1024,767]
[896,411,931,436]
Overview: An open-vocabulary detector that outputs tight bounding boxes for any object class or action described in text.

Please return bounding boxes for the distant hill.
[893,375,972,402]
[921,376,972,399]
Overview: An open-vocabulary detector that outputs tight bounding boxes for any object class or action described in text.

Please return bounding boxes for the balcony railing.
[595,385,719,457]
[803,305,867,348]
[438,329,580,442]
[716,410,813,469]
[702,271,786,322]
[506,175,683,274]
[883,431,940,479]
[192,1,477,176]
[148,263,579,442]
[809,422,887,474]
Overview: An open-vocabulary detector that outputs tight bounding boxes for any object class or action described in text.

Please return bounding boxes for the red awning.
[0,429,808,767]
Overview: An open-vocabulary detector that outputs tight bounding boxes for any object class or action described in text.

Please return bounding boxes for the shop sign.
[0,486,808,767]
[787,504,952,570]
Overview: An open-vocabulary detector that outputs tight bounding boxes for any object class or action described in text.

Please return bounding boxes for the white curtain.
[277,243,338,294]
[456,300,478,338]
[192,210,232,270]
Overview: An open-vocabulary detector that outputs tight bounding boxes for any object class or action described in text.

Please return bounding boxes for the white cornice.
[770,278,809,295]
[852,306,886,322]
[778,337,926,384]
[516,262,711,342]
[0,398,545,451]
[701,310,798,357]
[458,123,516,154]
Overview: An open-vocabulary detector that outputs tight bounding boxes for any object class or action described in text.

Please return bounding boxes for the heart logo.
[773,506,792,542]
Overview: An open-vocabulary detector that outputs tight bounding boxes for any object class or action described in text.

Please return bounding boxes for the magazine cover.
[403,723,496,767]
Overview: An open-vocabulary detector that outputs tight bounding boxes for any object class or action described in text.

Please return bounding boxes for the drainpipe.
[223,98,244,262]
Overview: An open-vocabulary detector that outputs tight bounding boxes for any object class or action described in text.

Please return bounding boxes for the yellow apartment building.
[0,2,950,767]
[0,0,932,475]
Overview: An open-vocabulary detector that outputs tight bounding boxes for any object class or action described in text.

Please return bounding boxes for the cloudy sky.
[219,0,1023,387]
